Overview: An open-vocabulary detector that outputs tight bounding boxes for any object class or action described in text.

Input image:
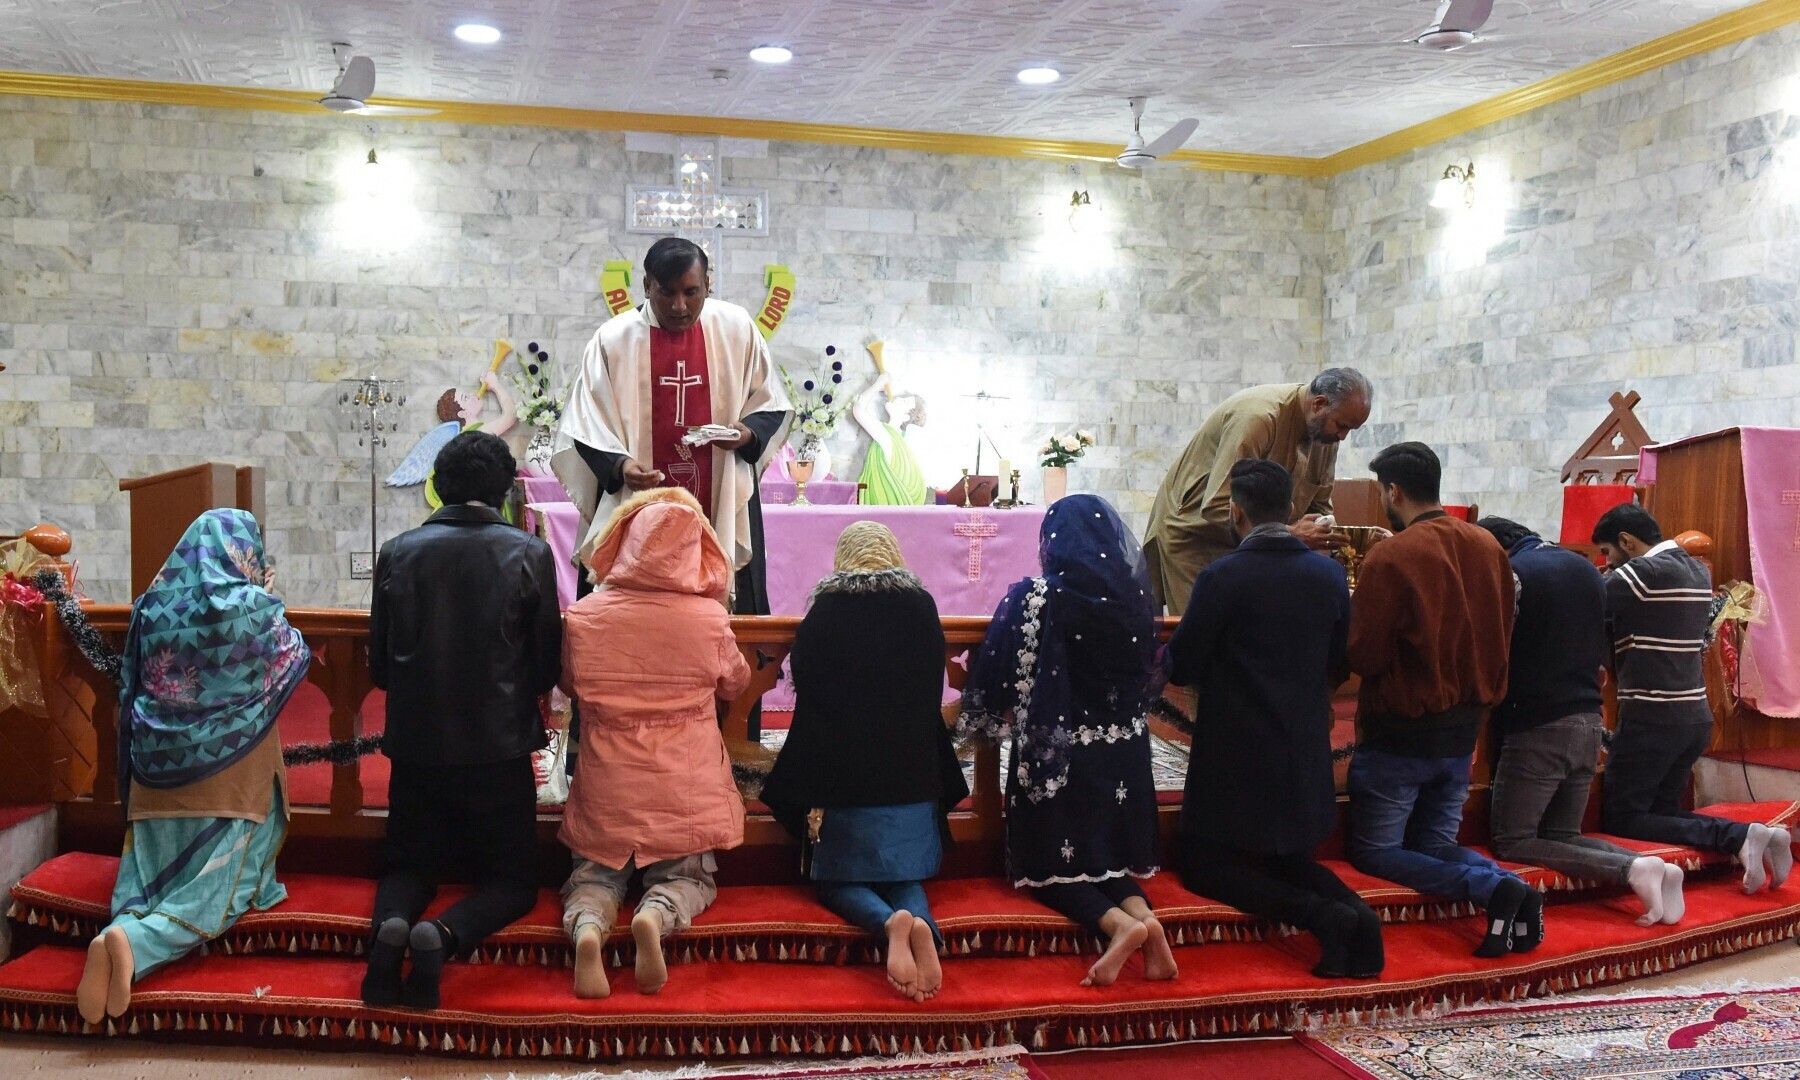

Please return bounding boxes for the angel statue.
[853,372,931,506]
[386,370,517,506]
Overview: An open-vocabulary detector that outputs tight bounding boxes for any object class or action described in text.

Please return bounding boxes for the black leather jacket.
[370,505,562,765]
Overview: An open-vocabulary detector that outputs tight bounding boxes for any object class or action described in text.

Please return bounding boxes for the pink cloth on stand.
[760,504,1048,708]
[520,470,580,610]
[1740,427,1800,717]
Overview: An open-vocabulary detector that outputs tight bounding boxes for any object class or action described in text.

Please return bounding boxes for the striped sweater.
[1603,541,1714,726]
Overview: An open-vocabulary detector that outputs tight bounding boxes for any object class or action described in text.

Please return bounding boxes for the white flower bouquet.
[1038,429,1095,468]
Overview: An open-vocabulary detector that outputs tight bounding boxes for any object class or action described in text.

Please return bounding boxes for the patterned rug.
[509,1046,1045,1078]
[1302,985,1800,1079]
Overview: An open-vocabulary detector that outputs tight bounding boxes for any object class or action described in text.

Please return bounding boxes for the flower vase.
[1041,465,1068,504]
[525,427,555,470]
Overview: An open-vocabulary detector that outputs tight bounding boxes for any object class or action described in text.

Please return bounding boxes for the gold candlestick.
[959,468,972,508]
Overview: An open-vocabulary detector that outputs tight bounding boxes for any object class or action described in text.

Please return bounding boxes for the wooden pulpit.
[1638,429,1752,589]
[119,464,266,596]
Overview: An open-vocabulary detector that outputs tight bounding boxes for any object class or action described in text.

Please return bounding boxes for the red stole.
[648,323,714,510]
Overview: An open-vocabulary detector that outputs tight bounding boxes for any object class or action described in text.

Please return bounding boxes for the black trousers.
[1030,877,1148,934]
[1181,843,1373,939]
[1601,721,1750,854]
[373,756,539,953]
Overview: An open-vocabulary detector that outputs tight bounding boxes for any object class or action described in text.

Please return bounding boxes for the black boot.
[1347,904,1385,978]
[402,920,447,1010]
[1311,904,1362,979]
[360,917,409,1007]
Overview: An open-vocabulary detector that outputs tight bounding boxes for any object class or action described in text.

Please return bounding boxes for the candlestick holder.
[959,468,972,508]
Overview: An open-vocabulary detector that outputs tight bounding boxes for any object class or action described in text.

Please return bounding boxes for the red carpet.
[0,804,50,833]
[2,876,1798,1062]
[1707,746,1800,772]
[17,800,1793,969]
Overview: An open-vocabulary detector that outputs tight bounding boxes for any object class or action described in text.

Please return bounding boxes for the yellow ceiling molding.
[1319,0,1800,176]
[0,0,1791,182]
[0,69,1323,176]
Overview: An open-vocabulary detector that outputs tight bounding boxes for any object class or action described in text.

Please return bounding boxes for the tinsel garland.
[33,569,384,767]
[31,569,120,684]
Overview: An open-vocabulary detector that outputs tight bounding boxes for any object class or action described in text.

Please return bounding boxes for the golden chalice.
[1333,526,1386,589]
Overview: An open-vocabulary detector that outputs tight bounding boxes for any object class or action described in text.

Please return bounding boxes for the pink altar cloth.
[761,480,860,505]
[761,503,1048,708]
[1641,427,1800,717]
[520,471,580,610]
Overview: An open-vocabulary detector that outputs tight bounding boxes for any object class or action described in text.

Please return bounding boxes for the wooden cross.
[658,360,703,427]
[953,513,1000,582]
[1562,390,1654,485]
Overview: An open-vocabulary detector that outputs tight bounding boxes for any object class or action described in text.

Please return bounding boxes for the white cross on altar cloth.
[1782,473,1800,551]
[953,513,1000,582]
[659,360,704,427]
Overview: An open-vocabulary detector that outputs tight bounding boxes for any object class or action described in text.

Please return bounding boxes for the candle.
[997,459,1011,500]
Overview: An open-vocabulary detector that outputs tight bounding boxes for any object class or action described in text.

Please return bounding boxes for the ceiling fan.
[1109,96,1200,170]
[222,44,438,117]
[1292,0,1496,53]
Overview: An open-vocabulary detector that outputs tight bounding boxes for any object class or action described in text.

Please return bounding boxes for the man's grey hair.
[1307,367,1372,407]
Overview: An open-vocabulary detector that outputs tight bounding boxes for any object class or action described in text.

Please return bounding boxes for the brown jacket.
[1143,383,1337,614]
[1349,513,1515,755]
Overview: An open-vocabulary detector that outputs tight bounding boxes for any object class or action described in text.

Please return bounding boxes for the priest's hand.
[713,422,754,451]
[1292,514,1352,550]
[622,460,666,490]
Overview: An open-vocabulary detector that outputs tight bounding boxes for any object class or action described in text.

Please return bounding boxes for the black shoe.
[402,920,446,1010]
[1347,905,1385,978]
[1311,905,1361,979]
[1476,878,1529,958]
[360,917,409,1007]
[1511,888,1544,953]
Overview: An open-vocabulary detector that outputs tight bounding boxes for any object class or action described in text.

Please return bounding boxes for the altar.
[763,502,1046,617]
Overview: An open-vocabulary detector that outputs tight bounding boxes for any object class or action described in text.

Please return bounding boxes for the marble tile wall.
[0,96,1324,606]
[1325,24,1800,535]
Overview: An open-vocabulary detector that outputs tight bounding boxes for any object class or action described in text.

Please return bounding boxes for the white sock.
[1740,823,1773,894]
[1659,862,1685,925]
[1627,857,1665,926]
[1766,826,1793,888]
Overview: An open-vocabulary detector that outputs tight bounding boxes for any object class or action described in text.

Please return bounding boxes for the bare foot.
[573,923,610,999]
[1659,862,1686,926]
[631,909,668,995]
[102,926,134,1018]
[1081,921,1147,988]
[1140,916,1178,981]
[1628,856,1666,927]
[77,935,111,1025]
[909,916,942,999]
[885,911,920,1001]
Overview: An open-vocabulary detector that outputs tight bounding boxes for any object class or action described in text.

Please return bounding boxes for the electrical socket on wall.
[350,552,374,579]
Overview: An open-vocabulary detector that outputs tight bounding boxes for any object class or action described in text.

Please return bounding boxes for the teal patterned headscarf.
[118,509,310,798]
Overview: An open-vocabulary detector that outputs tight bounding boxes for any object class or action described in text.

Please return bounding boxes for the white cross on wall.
[659,360,703,427]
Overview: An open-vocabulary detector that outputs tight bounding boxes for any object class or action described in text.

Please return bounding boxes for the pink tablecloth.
[761,480,861,505]
[761,504,1046,709]
[520,471,580,610]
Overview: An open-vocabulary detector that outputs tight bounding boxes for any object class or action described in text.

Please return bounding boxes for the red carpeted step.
[13,798,1794,972]
[0,804,50,833]
[1,876,1797,1063]
[1707,747,1800,772]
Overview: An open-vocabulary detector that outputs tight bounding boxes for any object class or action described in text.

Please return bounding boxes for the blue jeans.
[817,880,941,945]
[1347,747,1516,905]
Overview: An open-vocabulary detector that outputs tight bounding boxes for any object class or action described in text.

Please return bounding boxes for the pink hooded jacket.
[557,488,752,869]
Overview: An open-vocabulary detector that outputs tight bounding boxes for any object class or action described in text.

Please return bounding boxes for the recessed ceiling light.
[749,45,793,64]
[1017,67,1061,85]
[454,23,502,44]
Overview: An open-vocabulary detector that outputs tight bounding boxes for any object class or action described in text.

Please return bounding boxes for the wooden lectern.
[1639,429,1752,589]
[119,464,266,596]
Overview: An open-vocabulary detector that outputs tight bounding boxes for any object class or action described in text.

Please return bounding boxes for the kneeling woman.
[78,509,309,1024]
[762,523,969,1001]
[959,495,1175,987]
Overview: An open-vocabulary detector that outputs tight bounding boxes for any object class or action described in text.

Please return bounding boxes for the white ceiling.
[0,1,1753,157]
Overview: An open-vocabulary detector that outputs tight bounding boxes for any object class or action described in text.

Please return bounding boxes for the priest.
[553,238,792,615]
[1143,368,1372,615]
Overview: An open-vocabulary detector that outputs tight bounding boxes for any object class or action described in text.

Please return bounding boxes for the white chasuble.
[552,297,792,577]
